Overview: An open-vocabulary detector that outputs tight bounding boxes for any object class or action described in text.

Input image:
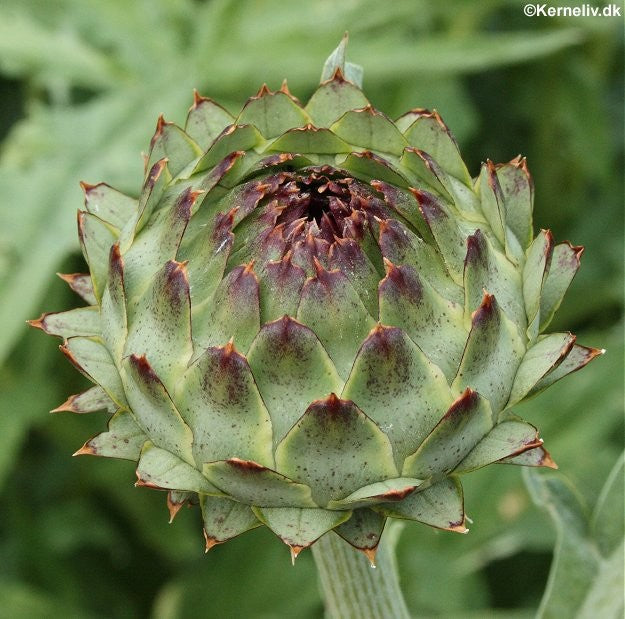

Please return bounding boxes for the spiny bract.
[32,38,602,563]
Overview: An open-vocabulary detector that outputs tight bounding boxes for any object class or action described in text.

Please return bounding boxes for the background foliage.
[0,1,622,617]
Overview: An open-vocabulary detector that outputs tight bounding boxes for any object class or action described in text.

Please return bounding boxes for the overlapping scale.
[36,39,602,559]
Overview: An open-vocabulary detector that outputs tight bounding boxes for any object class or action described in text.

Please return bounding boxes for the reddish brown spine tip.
[376,217,390,235]
[382,256,394,272]
[109,243,124,275]
[73,443,96,456]
[362,547,378,567]
[312,255,325,277]
[326,392,341,407]
[50,393,79,413]
[203,531,222,553]
[167,259,189,277]
[507,154,523,167]
[331,66,346,82]
[26,314,45,331]
[156,114,167,133]
[590,347,606,359]
[222,338,236,357]
[79,180,98,194]
[256,83,271,97]
[370,322,387,337]
[167,494,186,523]
[289,545,304,564]
[560,241,584,261]
[540,449,558,469]
[471,292,496,324]
[190,189,206,201]
[243,260,256,274]
[148,157,168,179]
[192,89,209,106]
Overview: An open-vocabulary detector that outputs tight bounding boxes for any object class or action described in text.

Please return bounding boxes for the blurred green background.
[0,1,623,617]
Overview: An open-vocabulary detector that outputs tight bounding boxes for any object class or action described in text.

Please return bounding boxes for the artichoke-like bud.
[31,38,602,562]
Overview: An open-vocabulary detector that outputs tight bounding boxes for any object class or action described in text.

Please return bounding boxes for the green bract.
[32,39,602,562]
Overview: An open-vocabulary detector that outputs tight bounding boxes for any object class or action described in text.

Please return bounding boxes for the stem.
[311,530,410,619]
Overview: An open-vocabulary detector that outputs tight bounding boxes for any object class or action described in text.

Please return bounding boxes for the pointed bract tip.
[330,66,347,83]
[26,314,45,331]
[73,442,95,456]
[203,530,222,553]
[326,392,341,407]
[280,79,292,96]
[223,338,236,357]
[192,89,209,106]
[484,159,497,172]
[541,450,558,469]
[471,291,495,322]
[190,188,206,201]
[256,83,271,97]
[289,545,304,565]
[167,494,186,523]
[79,180,98,194]
[155,114,167,133]
[129,353,155,380]
[50,393,78,413]
[503,154,531,176]
[362,547,377,567]
[171,258,189,274]
[243,259,256,274]
[505,154,523,167]
[312,255,325,276]
[368,322,385,338]
[382,256,394,272]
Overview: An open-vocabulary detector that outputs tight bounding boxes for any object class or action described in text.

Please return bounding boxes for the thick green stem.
[311,531,410,619]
